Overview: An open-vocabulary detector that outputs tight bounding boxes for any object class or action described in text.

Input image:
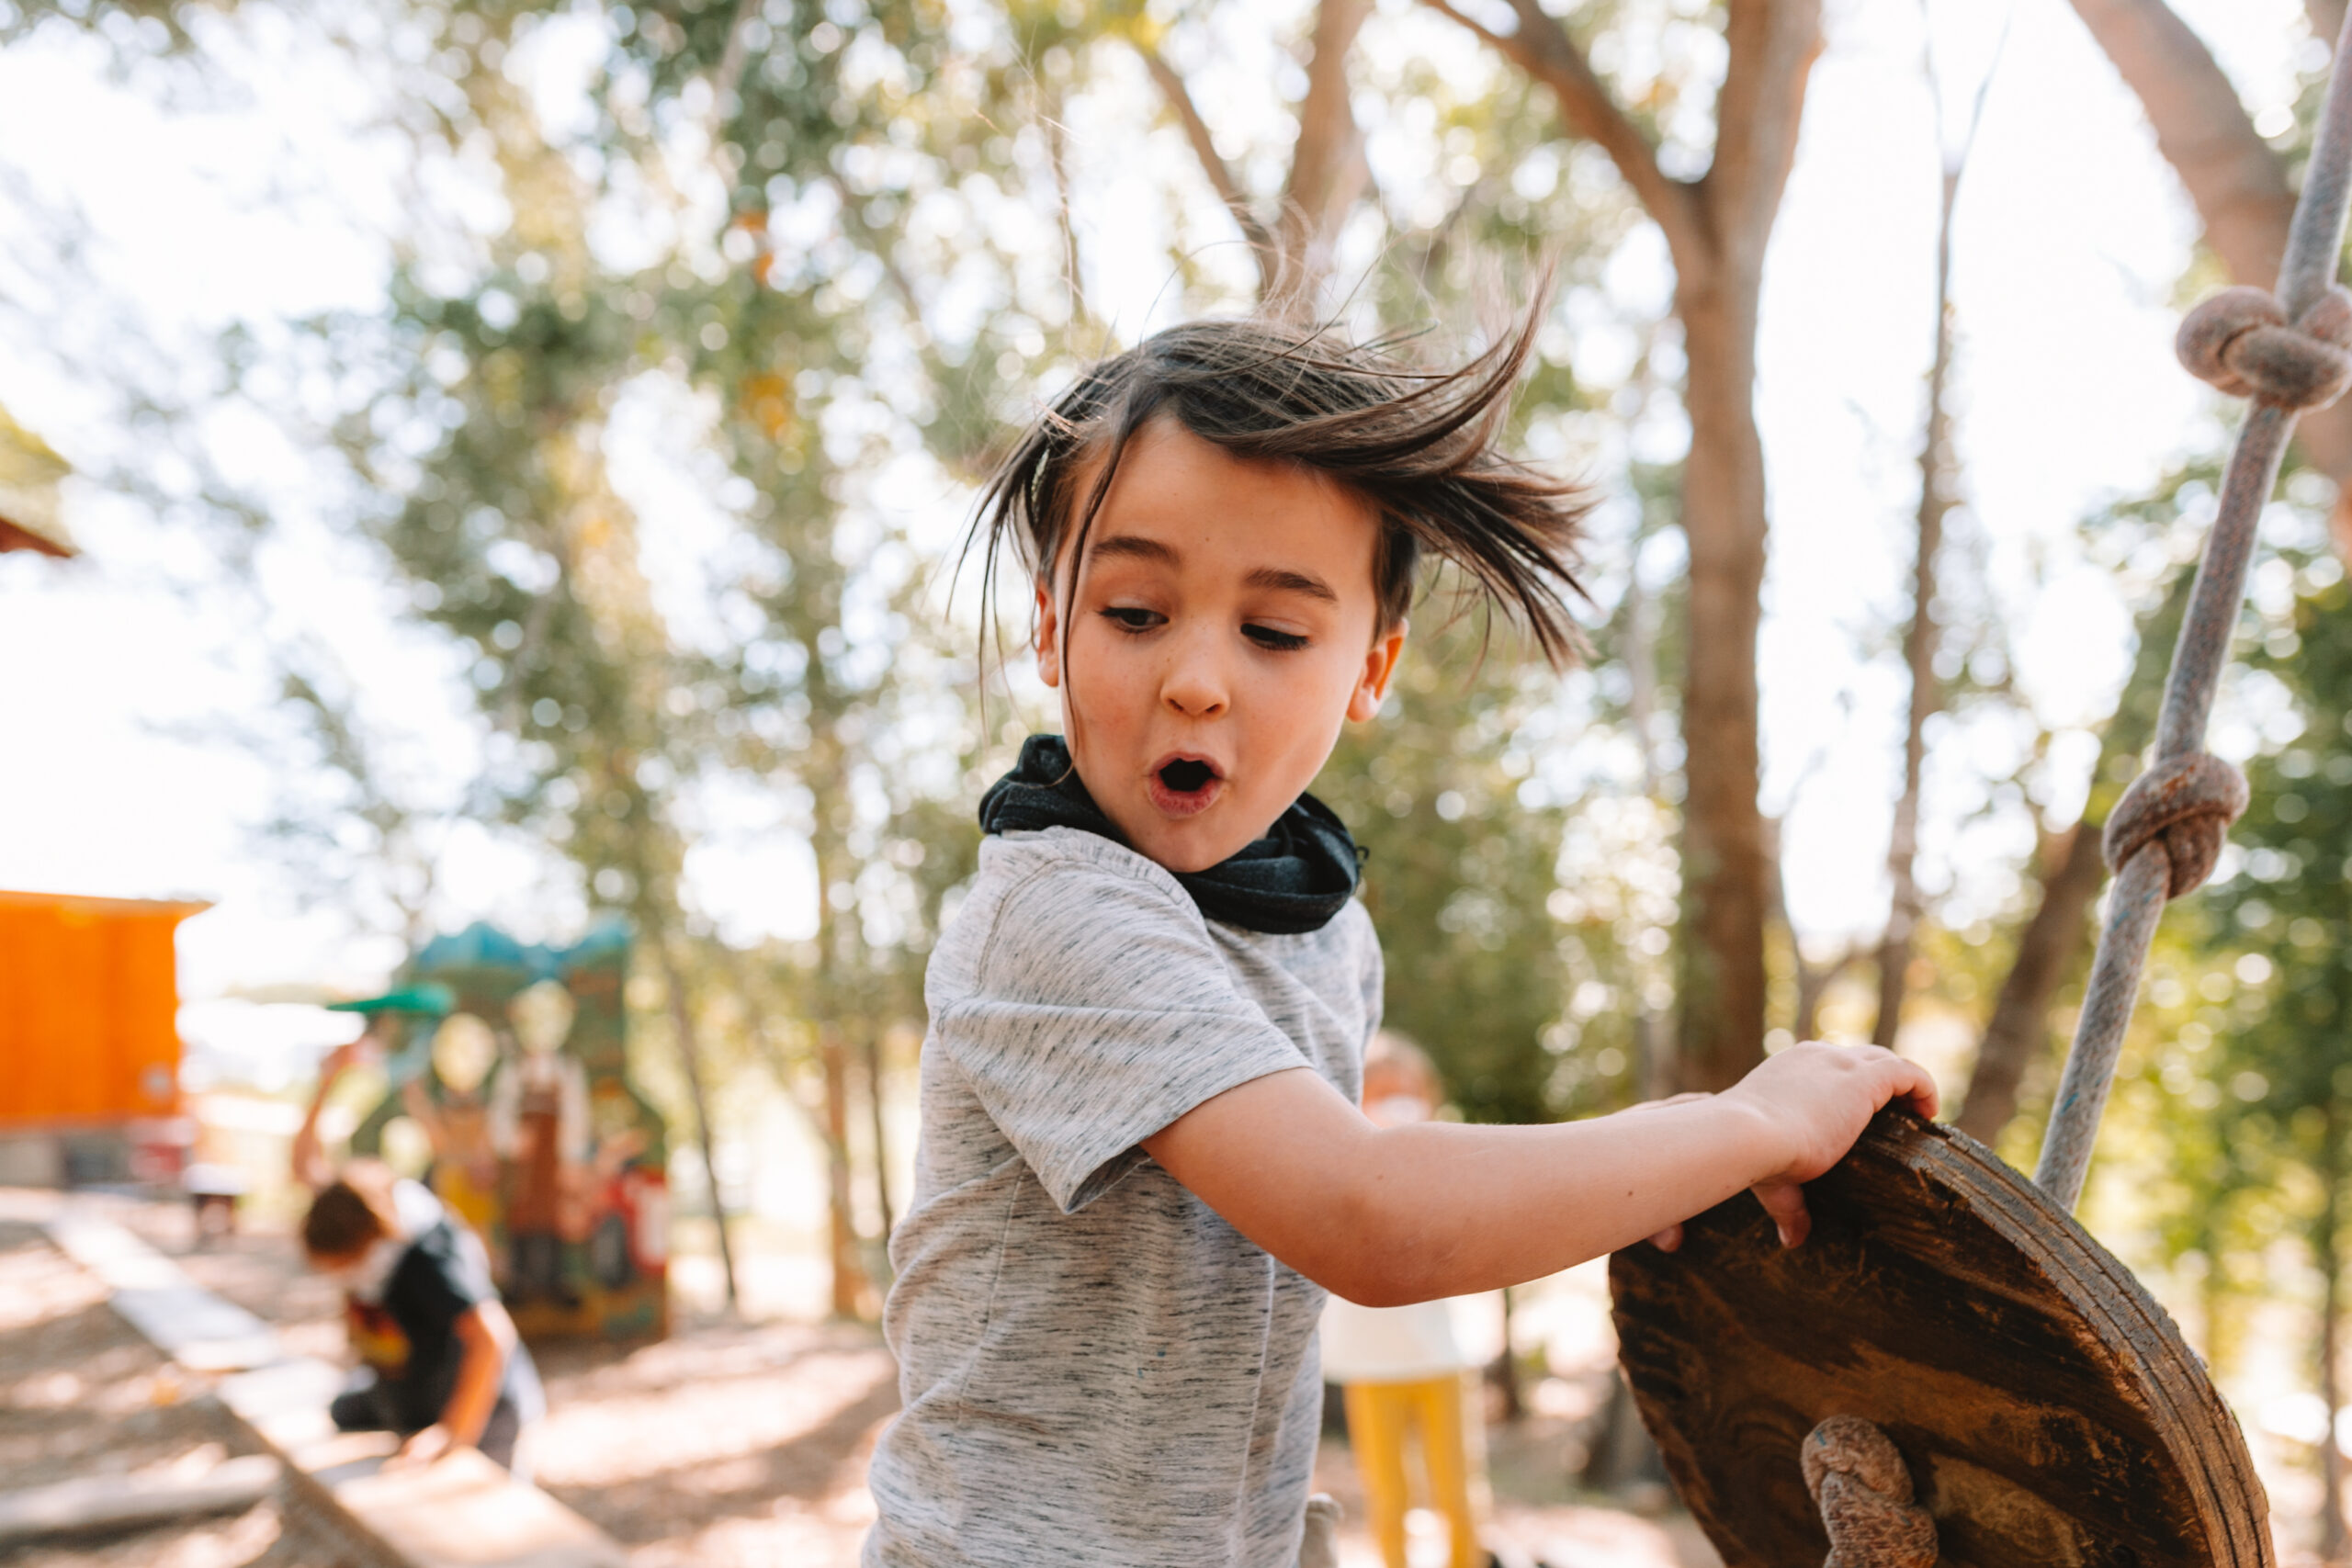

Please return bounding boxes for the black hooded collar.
[978,734,1363,935]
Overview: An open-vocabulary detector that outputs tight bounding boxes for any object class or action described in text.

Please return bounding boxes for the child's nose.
[1160,635,1230,717]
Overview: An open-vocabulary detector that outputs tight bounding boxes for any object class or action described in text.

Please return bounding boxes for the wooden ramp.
[43,1203,628,1568]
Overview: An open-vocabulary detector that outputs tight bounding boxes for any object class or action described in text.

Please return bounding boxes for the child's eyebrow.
[1244,566,1339,604]
[1087,533,1337,604]
[1086,533,1179,567]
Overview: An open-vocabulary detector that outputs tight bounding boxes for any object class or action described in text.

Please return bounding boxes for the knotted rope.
[2099,751,2250,899]
[1803,1417,1937,1568]
[2032,4,2352,1210]
[2175,286,2352,409]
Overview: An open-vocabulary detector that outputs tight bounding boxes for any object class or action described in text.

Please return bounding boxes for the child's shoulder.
[938,827,1380,1002]
[938,828,1204,987]
[971,826,1197,920]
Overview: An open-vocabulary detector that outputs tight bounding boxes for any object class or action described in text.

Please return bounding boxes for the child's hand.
[389,1423,458,1468]
[318,1038,368,1080]
[1721,1042,1939,1249]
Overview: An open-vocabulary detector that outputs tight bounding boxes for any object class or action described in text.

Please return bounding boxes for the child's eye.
[1244,624,1309,652]
[1100,606,1164,634]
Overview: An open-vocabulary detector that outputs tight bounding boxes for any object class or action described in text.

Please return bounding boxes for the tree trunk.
[865,1031,896,1243]
[1622,569,1665,800]
[724,949,879,1317]
[806,804,879,1320]
[820,1027,874,1319]
[1043,85,1086,330]
[1793,949,1856,1043]
[1580,1371,1668,1493]
[1954,824,2107,1144]
[1873,164,1962,1047]
[1492,1285,1523,1423]
[1270,0,1373,313]
[1421,0,1819,1089]
[1143,0,1371,316]
[2067,0,2352,556]
[2319,0,2351,51]
[1955,565,2189,1145]
[1673,274,1773,1091]
[657,936,740,1312]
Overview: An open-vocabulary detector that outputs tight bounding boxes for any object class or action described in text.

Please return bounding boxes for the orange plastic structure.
[0,889,209,1129]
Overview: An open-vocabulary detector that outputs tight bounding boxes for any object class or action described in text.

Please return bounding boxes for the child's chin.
[1138,823,1246,875]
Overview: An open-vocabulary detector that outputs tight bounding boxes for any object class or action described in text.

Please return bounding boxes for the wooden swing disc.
[1608,1110,2272,1567]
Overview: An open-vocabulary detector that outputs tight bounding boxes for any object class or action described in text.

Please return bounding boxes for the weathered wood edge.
[1889,1118,2272,1566]
[1610,1111,2274,1566]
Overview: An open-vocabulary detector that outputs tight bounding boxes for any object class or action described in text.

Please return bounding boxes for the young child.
[1320,1032,1489,1568]
[295,1039,544,1478]
[863,308,1936,1567]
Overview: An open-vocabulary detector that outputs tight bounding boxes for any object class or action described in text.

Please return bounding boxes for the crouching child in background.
[300,1155,545,1480]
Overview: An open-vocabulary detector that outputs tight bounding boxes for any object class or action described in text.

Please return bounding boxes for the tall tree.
[1317,611,1581,1125]
[1871,10,2004,1046]
[1962,0,2352,1142]
[1955,551,2189,1144]
[2065,0,2352,555]
[1132,0,1373,315]
[1427,0,1818,1089]
[2197,569,2352,1559]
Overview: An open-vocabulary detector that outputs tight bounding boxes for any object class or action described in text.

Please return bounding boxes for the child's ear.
[1034,581,1062,689]
[1347,619,1406,723]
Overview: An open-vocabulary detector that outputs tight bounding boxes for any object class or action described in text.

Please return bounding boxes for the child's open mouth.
[1148,757,1222,818]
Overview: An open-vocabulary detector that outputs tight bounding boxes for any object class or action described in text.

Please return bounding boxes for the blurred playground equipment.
[0,887,209,1187]
[345,919,672,1342]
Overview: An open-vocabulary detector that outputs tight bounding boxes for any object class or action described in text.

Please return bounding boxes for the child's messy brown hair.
[971,290,1593,671]
[301,1160,402,1262]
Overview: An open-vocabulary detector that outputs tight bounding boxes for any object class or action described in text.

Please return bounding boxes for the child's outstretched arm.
[1141,1042,1937,1307]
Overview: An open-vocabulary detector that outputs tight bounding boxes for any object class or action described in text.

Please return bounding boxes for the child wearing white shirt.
[1322,1033,1489,1568]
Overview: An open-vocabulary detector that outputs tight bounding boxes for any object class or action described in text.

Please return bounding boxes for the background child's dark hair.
[972,288,1592,672]
[302,1160,402,1261]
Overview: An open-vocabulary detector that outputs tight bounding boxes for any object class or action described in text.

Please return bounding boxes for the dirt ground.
[0,1201,300,1568]
[0,1189,1714,1567]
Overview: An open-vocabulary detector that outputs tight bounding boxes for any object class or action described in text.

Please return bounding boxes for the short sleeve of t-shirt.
[938,848,1310,1213]
[384,1220,494,1344]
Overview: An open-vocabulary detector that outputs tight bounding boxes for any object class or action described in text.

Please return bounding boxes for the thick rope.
[1803,1417,1937,1568]
[2032,5,2352,1211]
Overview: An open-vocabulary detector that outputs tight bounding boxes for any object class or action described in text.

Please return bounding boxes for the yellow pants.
[1341,1373,1487,1568]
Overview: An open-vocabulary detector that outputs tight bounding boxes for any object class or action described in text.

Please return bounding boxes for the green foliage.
[1318,599,1658,1125]
[2111,510,2352,1380]
[2193,567,2352,1209]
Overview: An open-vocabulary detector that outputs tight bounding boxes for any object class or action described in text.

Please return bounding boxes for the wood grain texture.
[1610,1111,2272,1567]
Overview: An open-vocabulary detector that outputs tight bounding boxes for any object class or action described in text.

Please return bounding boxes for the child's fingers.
[1883,1055,1939,1121]
[1646,1222,1683,1252]
[1751,1178,1810,1248]
[1849,1045,1939,1122]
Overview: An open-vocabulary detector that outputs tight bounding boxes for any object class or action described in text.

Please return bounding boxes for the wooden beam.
[42,1212,632,1568]
[0,1456,281,1546]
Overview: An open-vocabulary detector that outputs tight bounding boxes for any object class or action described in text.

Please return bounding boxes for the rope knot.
[1803,1417,1937,1568]
[2102,751,2250,899]
[2177,284,2352,409]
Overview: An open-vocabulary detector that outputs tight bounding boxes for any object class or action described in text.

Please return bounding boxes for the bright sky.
[0,0,2323,1027]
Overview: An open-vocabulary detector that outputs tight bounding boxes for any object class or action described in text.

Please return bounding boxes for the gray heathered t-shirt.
[864,826,1380,1568]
